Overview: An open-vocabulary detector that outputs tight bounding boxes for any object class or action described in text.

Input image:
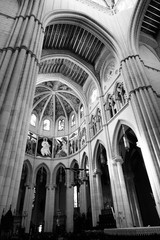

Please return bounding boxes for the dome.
[32,80,81,122]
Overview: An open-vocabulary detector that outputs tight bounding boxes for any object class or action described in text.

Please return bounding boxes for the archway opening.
[97,144,116,229]
[30,167,47,233]
[119,125,160,227]
[54,166,66,234]
[84,156,92,230]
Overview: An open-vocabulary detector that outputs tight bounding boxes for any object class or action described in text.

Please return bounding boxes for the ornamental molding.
[75,0,112,14]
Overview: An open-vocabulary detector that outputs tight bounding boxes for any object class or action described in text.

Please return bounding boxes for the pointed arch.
[92,139,106,171]
[112,119,138,158]
[43,10,121,55]
[34,163,51,186]
[81,152,87,169]
[70,159,79,169]
[52,162,66,186]
[23,159,33,185]
[80,152,89,180]
[129,0,150,53]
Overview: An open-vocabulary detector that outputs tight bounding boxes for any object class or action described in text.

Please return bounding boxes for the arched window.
[58,119,65,131]
[43,119,50,131]
[30,114,36,126]
[71,114,76,127]
[80,105,84,118]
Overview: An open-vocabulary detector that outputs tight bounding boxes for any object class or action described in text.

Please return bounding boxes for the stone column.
[79,181,87,214]
[125,174,143,227]
[66,170,74,232]
[22,184,35,233]
[121,55,160,216]
[92,168,103,223]
[0,0,45,217]
[44,185,56,232]
[114,156,133,227]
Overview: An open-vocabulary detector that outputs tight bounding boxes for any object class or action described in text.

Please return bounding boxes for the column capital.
[51,184,57,190]
[114,156,124,164]
[46,184,53,190]
[93,168,102,177]
[28,183,35,189]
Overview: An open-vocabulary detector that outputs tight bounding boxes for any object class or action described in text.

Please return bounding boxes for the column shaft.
[0,0,45,216]
[121,56,160,216]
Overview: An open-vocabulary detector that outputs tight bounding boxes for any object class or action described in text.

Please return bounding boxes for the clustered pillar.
[121,55,160,217]
[0,0,45,217]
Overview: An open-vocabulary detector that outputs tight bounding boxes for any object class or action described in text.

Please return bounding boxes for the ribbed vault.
[33,81,81,121]
[37,20,107,123]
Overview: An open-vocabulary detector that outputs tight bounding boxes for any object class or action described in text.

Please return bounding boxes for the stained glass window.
[30,114,36,126]
[43,119,50,130]
[58,119,65,131]
[80,105,84,118]
[71,114,76,127]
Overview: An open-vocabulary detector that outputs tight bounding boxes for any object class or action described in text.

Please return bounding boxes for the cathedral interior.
[1,0,160,239]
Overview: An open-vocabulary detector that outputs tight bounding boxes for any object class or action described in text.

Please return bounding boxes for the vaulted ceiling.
[39,58,89,87]
[37,22,105,122]
[43,23,104,67]
[33,81,81,121]
[141,0,160,38]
